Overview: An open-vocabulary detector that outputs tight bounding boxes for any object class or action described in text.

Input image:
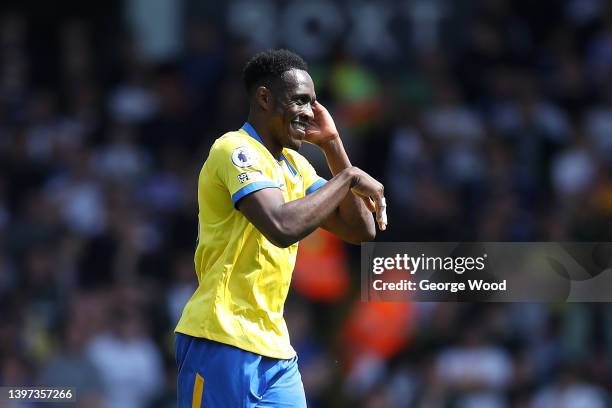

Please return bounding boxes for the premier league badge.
[231,146,257,168]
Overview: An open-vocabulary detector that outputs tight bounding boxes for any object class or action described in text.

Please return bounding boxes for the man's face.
[269,69,316,151]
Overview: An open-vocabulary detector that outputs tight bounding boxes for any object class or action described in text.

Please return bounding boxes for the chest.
[270,158,304,201]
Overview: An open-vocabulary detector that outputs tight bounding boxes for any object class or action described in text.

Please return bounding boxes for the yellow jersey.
[175,123,326,359]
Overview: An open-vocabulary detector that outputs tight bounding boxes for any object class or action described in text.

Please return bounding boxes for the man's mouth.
[290,119,307,135]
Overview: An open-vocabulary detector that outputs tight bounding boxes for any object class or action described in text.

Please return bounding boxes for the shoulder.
[208,131,262,167]
[211,131,258,153]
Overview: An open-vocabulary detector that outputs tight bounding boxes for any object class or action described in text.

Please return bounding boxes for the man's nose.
[303,102,314,120]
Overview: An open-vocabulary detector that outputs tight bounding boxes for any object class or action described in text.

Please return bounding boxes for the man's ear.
[255,86,273,111]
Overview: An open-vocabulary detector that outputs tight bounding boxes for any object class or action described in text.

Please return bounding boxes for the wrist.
[343,166,358,188]
[318,134,341,151]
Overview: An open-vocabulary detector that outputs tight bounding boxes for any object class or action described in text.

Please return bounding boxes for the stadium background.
[0,0,611,406]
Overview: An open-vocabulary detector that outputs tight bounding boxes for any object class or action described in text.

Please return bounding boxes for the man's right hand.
[345,167,387,231]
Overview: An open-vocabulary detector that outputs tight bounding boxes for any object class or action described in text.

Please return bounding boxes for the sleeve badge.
[231,146,258,168]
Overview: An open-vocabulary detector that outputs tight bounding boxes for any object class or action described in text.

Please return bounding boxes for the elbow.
[269,234,296,248]
[356,228,376,244]
[364,225,377,242]
[265,221,299,248]
[344,223,376,245]
[358,218,377,243]
[359,219,377,243]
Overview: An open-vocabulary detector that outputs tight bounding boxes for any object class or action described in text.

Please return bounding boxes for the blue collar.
[241,122,298,177]
[241,122,264,145]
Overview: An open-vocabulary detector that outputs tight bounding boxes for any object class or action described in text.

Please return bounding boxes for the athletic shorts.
[175,333,307,407]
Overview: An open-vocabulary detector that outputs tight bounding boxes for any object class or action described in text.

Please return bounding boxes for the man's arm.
[305,102,383,244]
[237,165,384,248]
[319,137,378,244]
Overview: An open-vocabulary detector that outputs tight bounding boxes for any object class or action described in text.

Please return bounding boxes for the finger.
[306,118,317,130]
[352,189,376,212]
[374,196,383,227]
[376,196,387,231]
[380,197,387,230]
[361,196,376,212]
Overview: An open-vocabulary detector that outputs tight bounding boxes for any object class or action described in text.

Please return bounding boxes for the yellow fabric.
[175,125,325,359]
[192,373,204,408]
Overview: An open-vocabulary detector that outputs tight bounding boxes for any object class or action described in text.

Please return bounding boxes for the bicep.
[236,187,286,244]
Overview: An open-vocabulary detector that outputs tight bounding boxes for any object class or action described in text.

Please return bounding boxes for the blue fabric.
[232,181,280,204]
[242,122,299,177]
[305,178,327,195]
[280,155,298,177]
[176,333,307,408]
[242,122,264,145]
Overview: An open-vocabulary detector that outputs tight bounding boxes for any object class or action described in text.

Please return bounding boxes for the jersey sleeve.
[210,137,280,205]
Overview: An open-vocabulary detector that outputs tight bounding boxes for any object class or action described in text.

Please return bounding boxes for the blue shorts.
[175,333,307,408]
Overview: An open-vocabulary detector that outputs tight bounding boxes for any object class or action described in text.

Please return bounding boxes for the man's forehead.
[280,69,314,93]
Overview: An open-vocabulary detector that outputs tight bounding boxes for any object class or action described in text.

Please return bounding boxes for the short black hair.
[242,49,308,95]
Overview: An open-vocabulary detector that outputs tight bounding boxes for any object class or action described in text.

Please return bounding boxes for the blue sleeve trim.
[232,181,280,204]
[306,178,327,195]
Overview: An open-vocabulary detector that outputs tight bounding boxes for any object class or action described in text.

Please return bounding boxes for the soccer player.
[175,49,387,407]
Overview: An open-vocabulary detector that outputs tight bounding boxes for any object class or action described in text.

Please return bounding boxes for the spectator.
[86,307,163,408]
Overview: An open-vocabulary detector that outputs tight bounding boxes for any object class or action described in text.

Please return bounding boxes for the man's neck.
[246,116,283,159]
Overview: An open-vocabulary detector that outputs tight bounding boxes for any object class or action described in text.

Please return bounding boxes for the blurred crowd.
[0,0,611,407]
